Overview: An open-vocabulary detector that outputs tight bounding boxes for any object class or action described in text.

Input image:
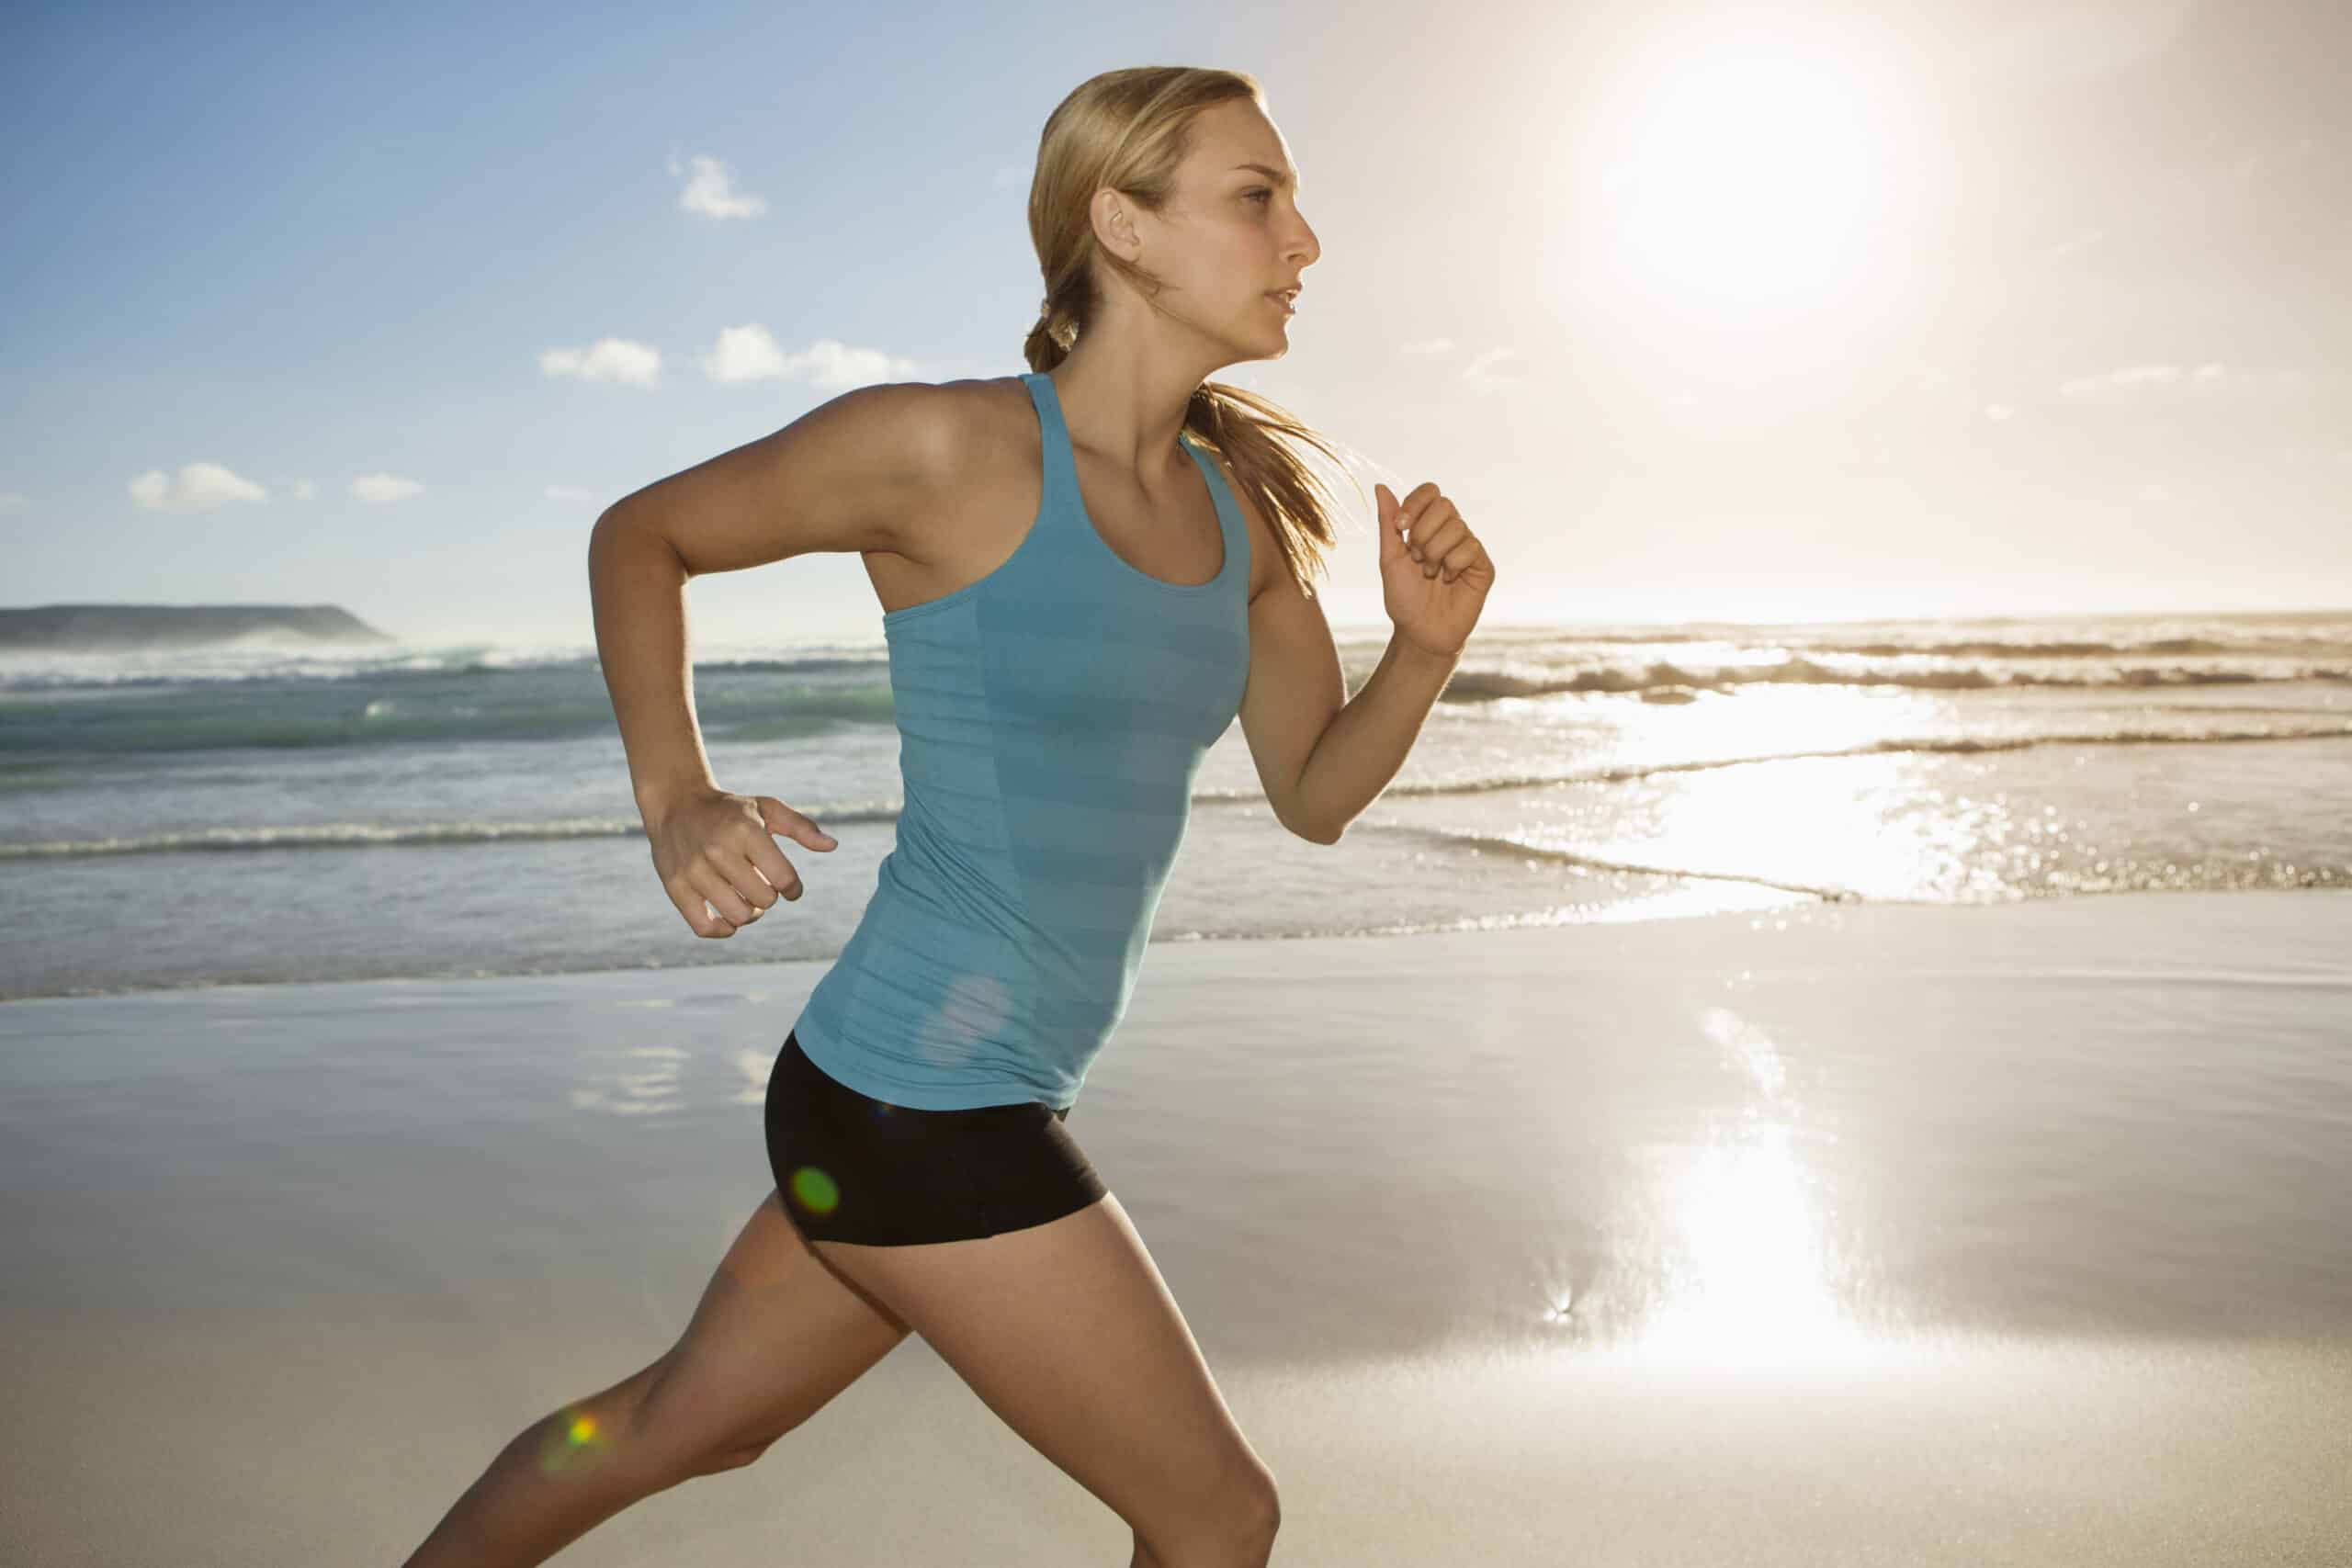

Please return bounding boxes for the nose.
[1287,217,1319,271]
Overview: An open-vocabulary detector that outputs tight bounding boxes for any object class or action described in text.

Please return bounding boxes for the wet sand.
[5,888,2348,1563]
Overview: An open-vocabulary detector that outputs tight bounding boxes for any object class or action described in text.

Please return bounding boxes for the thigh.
[808,1192,1274,1539]
[637,1188,913,1470]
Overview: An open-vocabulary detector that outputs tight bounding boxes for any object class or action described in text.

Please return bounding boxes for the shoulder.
[930,372,1033,446]
[851,376,1034,569]
[907,375,1036,491]
[808,375,1026,484]
[598,378,1000,572]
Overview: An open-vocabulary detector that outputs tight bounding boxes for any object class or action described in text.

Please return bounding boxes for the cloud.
[0,491,27,512]
[1461,346,1532,392]
[350,473,424,504]
[538,327,922,392]
[694,323,924,390]
[2055,363,2323,404]
[128,461,269,512]
[666,152,768,220]
[539,337,662,386]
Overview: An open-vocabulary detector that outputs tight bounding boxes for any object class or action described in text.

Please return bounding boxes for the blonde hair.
[1023,66,1350,601]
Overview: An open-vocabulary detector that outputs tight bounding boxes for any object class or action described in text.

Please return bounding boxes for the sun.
[1601,54,1874,301]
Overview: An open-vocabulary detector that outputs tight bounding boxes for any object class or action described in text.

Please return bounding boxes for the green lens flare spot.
[789,1165,841,1215]
[535,1404,614,1474]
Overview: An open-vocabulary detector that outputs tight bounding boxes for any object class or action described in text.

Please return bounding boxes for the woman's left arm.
[1239,479,1494,843]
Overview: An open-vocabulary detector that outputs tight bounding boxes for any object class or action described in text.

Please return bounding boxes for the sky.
[3,0,2347,650]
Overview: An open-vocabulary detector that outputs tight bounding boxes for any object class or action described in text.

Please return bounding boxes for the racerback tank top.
[788,370,1252,1110]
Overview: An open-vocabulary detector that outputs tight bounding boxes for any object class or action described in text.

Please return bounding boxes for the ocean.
[4,607,2347,1002]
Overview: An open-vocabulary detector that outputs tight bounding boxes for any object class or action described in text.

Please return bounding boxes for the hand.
[1376,480,1493,660]
[642,786,837,939]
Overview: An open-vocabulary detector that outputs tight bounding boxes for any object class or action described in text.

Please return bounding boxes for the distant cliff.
[0,604,395,649]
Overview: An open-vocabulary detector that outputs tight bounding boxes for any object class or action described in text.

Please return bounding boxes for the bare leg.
[396,1357,673,1568]
[808,1192,1281,1568]
[398,1190,910,1568]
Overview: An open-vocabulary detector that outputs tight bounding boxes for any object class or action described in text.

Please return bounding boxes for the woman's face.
[1152,101,1321,357]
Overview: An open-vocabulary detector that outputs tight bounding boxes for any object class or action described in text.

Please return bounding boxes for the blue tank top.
[789,370,1251,1110]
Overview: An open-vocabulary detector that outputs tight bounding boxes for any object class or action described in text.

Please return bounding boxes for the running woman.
[403,64,1492,1568]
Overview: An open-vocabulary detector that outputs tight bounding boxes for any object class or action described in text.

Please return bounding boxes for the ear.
[1092,187,1140,258]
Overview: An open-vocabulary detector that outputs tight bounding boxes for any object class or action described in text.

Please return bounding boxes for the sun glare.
[1602,54,1875,301]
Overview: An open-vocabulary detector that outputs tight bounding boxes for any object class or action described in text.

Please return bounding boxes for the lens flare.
[788,1164,842,1216]
[535,1404,615,1474]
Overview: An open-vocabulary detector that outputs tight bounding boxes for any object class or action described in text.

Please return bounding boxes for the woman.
[404,65,1491,1568]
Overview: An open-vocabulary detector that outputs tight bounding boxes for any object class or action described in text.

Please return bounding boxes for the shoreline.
[9,881,2349,1010]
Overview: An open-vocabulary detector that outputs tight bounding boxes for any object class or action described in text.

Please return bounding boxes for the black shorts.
[763,1029,1109,1247]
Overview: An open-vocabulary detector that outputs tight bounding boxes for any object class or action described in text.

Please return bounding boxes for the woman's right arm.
[585,379,966,936]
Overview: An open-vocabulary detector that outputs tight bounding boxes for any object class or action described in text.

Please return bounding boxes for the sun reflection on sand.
[1601,1006,1882,1368]
[569,1042,688,1116]
[1629,1119,1876,1367]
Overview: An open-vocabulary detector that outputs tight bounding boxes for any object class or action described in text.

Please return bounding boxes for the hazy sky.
[4,0,2346,649]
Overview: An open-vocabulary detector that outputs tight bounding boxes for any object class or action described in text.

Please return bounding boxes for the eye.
[1243,188,1273,205]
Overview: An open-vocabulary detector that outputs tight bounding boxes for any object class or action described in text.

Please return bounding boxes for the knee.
[625,1360,778,1483]
[1247,1472,1283,1549]
[1217,1464,1282,1556]
[653,1397,783,1481]
[1140,1470,1281,1567]
[695,1438,772,1476]
[661,1427,781,1484]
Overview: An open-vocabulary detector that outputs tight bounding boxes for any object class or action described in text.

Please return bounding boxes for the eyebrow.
[1231,161,1302,193]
